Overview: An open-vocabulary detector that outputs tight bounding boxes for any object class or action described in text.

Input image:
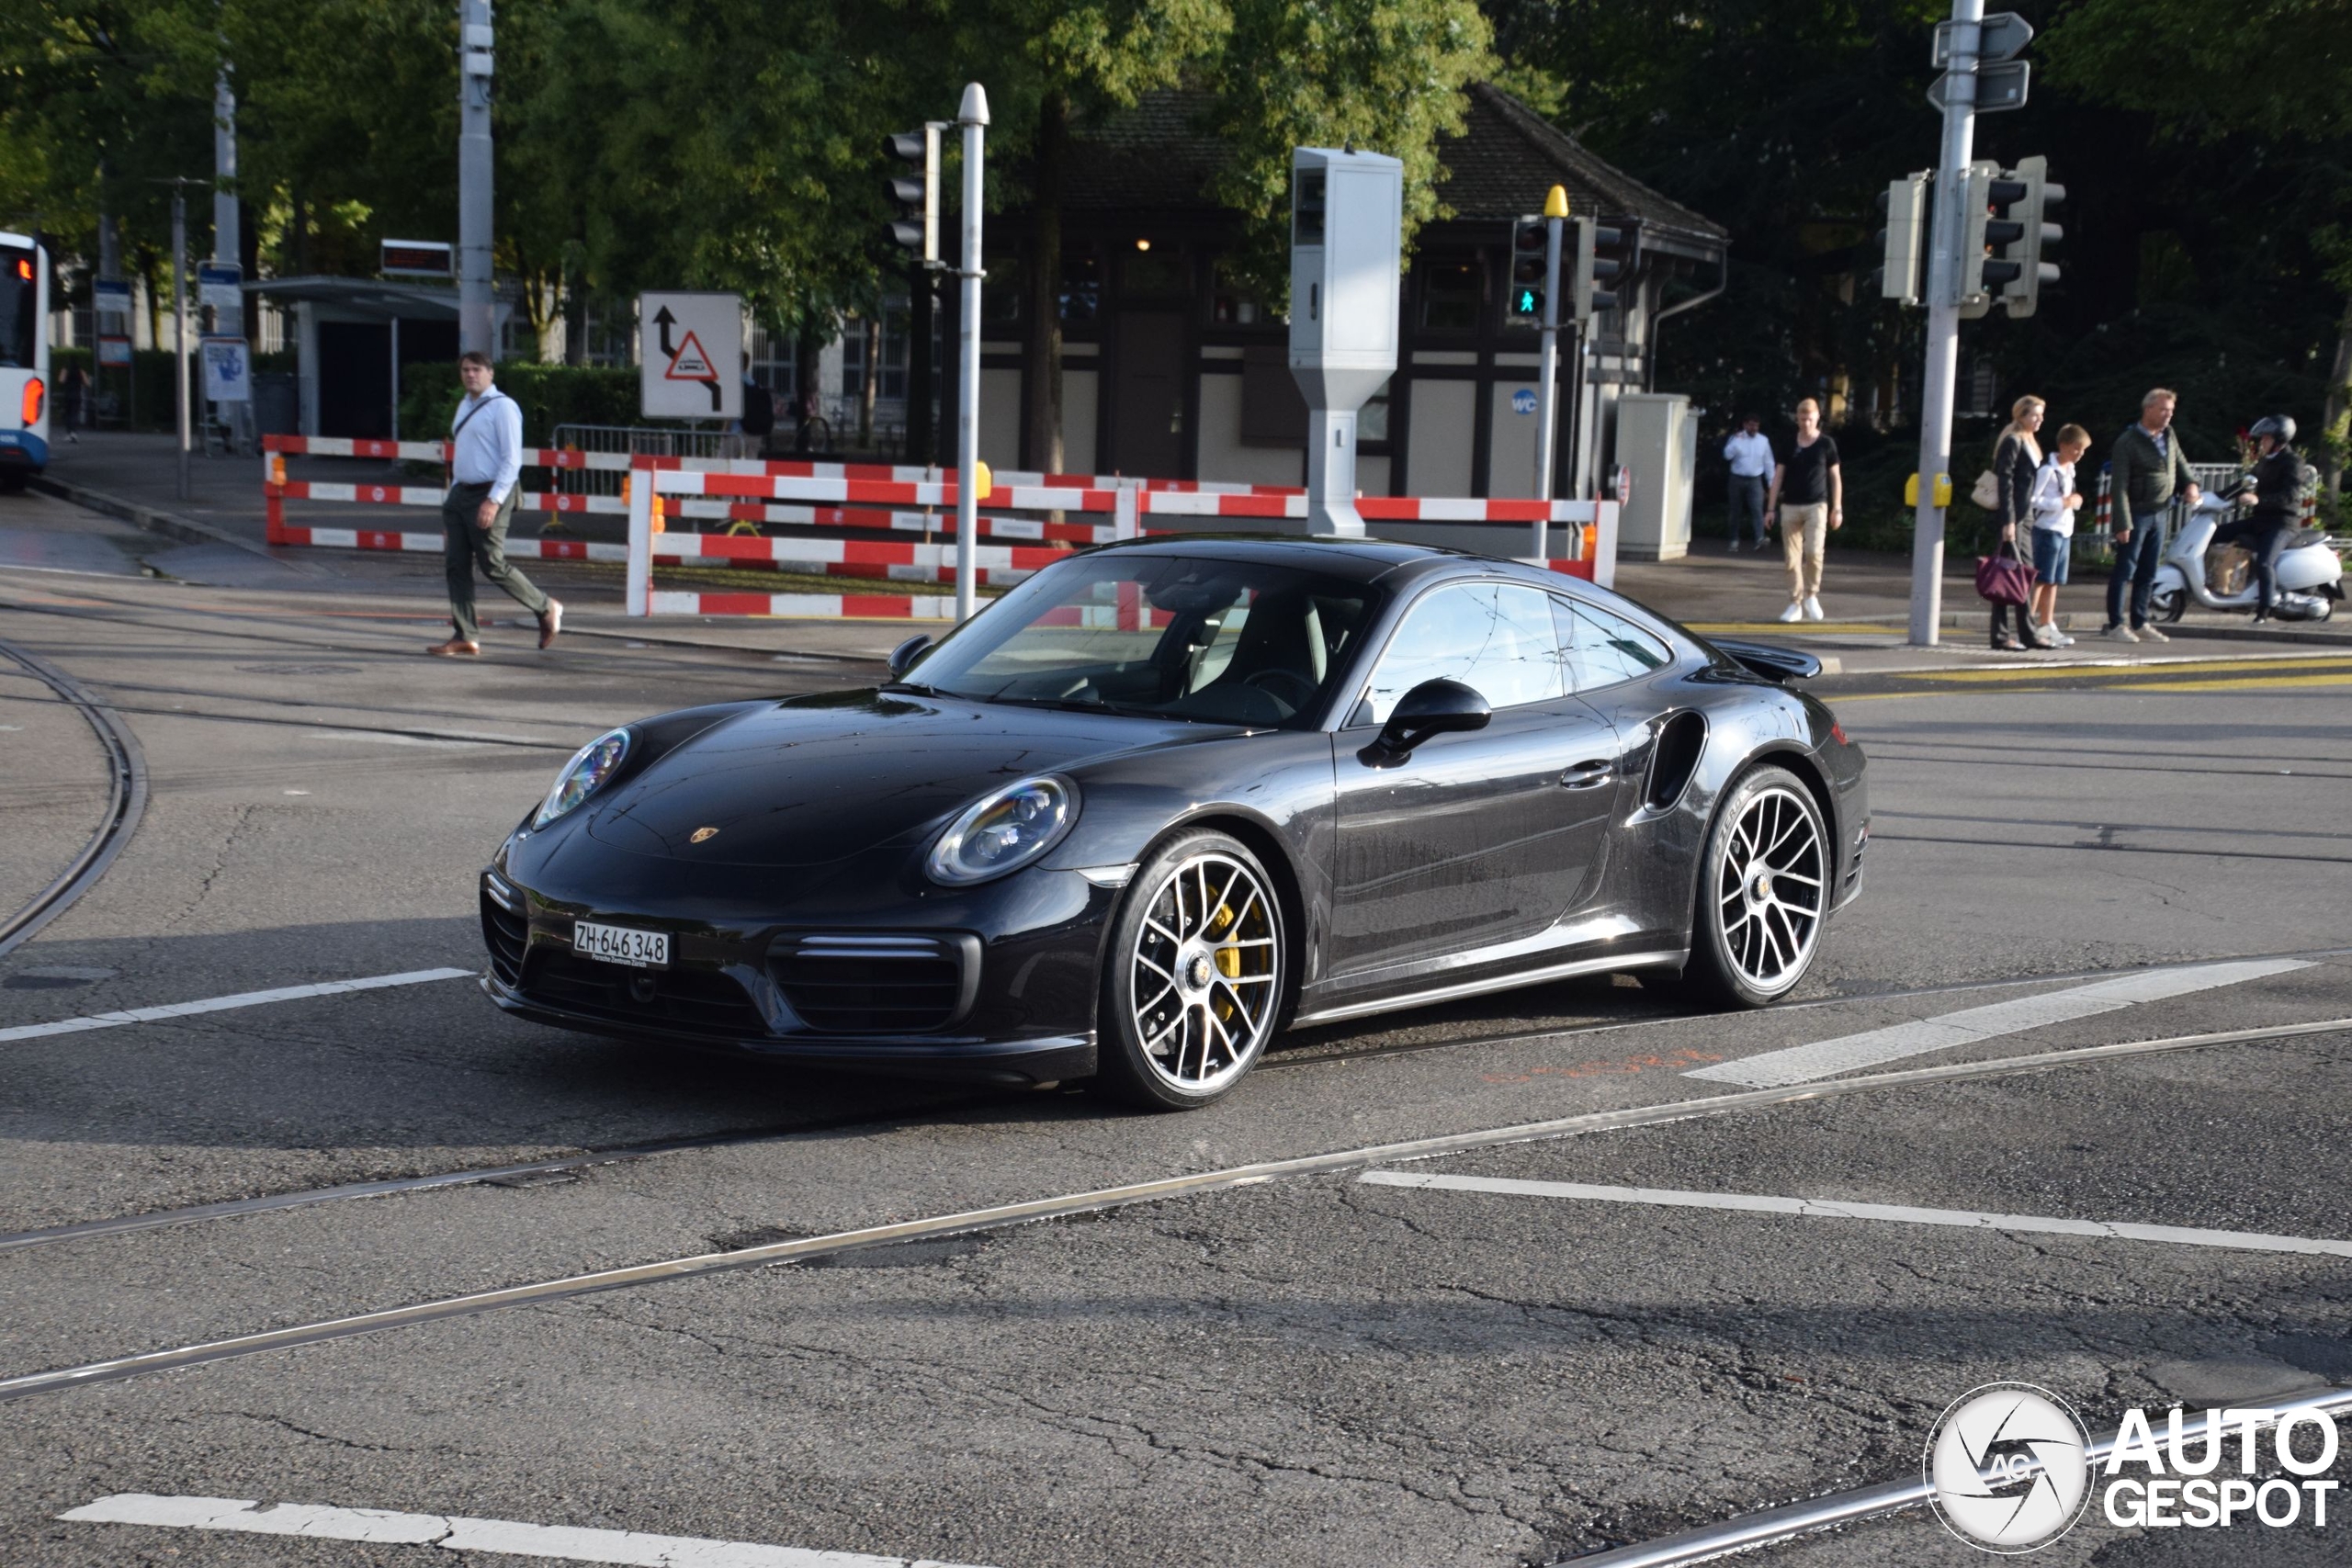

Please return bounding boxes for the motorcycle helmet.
[2248,414,2297,446]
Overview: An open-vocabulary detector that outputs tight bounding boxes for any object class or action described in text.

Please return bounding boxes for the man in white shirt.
[429,351,560,657]
[1722,415,1773,552]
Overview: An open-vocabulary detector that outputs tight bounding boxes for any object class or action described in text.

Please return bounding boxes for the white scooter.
[2148,490,2343,623]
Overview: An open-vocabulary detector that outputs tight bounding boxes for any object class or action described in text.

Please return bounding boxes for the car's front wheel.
[1684,764,1829,1008]
[1095,830,1285,1111]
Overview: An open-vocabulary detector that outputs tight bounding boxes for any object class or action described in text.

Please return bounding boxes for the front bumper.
[481,862,1107,1086]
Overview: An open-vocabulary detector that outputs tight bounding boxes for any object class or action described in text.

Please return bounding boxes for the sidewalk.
[28,432,2346,669]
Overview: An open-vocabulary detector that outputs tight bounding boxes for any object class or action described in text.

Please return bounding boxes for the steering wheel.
[1242,669,1320,714]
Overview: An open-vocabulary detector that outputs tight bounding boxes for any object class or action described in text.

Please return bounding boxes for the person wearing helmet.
[2240,416,2305,623]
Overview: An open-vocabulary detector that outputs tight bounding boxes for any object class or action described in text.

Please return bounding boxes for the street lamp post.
[458,0,496,357]
[954,83,989,623]
[172,187,192,502]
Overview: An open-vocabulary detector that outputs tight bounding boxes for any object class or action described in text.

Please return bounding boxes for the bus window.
[0,247,35,368]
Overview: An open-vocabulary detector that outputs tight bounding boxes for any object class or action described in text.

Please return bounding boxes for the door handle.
[1561,759,1613,789]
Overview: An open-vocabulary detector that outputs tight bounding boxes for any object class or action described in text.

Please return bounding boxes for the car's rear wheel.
[1683,764,1828,1009]
[1094,830,1284,1111]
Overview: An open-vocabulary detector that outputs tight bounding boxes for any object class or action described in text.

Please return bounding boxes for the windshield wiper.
[881,681,948,696]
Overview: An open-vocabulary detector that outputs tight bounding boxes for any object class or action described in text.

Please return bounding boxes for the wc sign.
[1511,388,1538,415]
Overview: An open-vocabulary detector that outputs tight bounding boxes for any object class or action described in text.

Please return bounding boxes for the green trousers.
[443,482,549,641]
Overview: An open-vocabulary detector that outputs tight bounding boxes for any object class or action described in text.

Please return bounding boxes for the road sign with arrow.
[638,292,742,420]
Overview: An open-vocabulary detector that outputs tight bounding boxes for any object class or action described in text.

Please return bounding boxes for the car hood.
[583,690,1219,866]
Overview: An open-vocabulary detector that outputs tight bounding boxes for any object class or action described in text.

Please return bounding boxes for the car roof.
[1089,533,1545,589]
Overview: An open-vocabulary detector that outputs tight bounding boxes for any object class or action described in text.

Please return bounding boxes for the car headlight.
[534,728,630,829]
[926,774,1078,886]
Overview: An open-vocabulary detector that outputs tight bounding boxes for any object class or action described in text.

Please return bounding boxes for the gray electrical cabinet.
[1289,147,1401,536]
[1615,393,1697,561]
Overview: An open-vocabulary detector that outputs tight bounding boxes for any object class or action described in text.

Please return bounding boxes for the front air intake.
[770,933,978,1034]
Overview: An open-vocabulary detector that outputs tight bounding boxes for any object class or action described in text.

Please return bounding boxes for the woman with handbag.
[1980,396,2051,649]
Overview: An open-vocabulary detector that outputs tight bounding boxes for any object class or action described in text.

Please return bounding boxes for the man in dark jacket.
[2103,388,2201,643]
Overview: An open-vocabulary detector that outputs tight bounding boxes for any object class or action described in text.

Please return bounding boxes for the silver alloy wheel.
[1128,852,1281,1094]
[1714,784,1826,992]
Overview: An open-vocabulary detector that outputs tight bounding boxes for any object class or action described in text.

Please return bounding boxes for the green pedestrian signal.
[1507,216,1547,328]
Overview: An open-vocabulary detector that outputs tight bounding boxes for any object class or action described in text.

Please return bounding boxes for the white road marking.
[0,968,476,1043]
[1359,1170,2352,1258]
[1683,958,2315,1087]
[58,1494,994,1567]
[298,728,481,748]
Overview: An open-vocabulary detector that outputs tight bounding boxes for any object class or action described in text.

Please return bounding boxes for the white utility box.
[1614,392,1697,561]
[1289,148,1401,536]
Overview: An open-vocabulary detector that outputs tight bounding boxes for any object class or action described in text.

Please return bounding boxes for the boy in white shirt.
[2028,423,2090,646]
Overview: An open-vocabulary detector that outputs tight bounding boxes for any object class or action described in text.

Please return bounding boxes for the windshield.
[0,247,34,368]
[900,554,1379,728]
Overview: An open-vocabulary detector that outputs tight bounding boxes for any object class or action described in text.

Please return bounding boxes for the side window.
[1359,582,1564,725]
[1551,597,1674,691]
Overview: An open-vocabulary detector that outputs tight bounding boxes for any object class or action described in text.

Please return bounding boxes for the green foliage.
[1208,0,1496,296]
[396,363,642,448]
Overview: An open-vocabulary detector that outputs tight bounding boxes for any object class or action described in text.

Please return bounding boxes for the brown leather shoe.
[426,637,481,658]
[537,599,563,649]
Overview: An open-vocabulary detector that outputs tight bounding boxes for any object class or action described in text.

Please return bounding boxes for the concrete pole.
[458,0,496,357]
[954,83,989,623]
[173,189,191,501]
[1533,186,1567,560]
[1907,0,1984,647]
[213,69,239,266]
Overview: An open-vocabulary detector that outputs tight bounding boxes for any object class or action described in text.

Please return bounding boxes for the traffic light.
[1998,154,2064,318]
[1507,215,1546,327]
[1959,159,2027,316]
[1574,216,1627,321]
[884,124,941,265]
[1873,172,1930,307]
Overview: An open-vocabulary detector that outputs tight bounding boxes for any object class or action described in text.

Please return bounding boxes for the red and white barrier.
[254,435,1617,620]
[627,459,1618,620]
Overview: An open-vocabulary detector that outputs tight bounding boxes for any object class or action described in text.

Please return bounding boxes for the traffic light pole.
[1908,0,1984,647]
[1532,186,1567,561]
[954,84,989,623]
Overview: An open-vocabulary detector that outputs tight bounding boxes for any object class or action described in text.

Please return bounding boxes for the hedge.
[397,364,651,448]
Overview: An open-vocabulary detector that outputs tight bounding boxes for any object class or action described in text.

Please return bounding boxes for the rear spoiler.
[1710,637,1823,683]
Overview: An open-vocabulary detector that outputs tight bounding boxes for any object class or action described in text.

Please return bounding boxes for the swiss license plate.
[572,920,670,969]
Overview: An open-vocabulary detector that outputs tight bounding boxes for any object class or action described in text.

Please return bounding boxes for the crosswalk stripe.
[1683,958,2314,1088]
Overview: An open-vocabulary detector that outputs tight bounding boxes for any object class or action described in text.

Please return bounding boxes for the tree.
[2043,0,2352,502]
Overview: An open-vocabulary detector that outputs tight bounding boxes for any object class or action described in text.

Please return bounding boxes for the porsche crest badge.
[690,826,720,844]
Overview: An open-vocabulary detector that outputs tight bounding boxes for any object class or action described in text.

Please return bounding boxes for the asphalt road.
[3,513,2348,1568]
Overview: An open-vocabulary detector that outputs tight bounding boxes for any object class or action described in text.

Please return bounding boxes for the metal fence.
[548,424,732,502]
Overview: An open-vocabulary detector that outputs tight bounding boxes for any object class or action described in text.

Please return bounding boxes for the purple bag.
[1975,544,2035,605]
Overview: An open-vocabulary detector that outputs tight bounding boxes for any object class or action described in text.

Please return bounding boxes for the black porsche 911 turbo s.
[481,536,1867,1109]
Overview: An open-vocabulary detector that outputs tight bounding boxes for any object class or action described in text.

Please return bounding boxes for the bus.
[0,230,51,492]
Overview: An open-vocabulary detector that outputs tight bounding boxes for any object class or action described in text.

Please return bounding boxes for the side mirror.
[1360,678,1490,765]
[888,634,933,680]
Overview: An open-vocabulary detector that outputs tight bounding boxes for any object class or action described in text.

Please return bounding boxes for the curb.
[27,474,325,577]
[2152,621,2352,648]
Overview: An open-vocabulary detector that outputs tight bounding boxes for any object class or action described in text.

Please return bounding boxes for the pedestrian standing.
[427,351,560,658]
[2239,415,2305,624]
[2103,388,2200,643]
[1723,415,1772,553]
[2028,424,2091,646]
[1987,395,2047,649]
[727,353,775,458]
[1766,398,1841,623]
[59,362,87,443]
